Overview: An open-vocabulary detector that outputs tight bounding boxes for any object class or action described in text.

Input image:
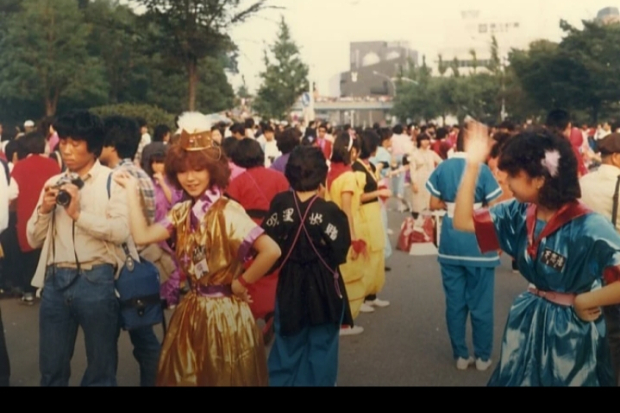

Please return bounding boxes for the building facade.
[339,41,418,98]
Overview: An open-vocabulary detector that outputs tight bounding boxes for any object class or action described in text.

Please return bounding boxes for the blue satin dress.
[482,200,620,386]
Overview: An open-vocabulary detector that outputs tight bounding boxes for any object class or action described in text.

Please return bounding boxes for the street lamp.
[372,71,419,97]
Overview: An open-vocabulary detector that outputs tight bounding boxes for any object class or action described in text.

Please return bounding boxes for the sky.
[126,0,620,96]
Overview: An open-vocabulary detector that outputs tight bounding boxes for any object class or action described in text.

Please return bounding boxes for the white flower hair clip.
[541,150,560,178]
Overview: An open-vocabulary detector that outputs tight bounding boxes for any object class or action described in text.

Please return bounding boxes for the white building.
[434,8,548,76]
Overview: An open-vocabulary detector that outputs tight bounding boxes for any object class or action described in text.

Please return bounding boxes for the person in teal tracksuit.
[426,127,502,372]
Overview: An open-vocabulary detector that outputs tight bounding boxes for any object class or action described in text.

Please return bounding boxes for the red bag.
[397,217,416,252]
[410,215,435,244]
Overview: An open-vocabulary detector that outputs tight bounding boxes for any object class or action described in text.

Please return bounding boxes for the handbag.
[107,173,164,331]
[115,244,164,331]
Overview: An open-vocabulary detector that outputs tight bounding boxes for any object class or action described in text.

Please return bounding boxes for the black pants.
[0,307,9,386]
[19,249,41,295]
[0,212,19,291]
[366,295,377,301]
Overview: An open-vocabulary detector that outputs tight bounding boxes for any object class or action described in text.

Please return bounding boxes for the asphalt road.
[0,210,527,386]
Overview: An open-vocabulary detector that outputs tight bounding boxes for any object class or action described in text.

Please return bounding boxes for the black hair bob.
[498,128,580,210]
[285,145,327,192]
[232,138,265,169]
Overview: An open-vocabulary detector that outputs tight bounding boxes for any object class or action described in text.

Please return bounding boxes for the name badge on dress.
[540,248,566,272]
[193,246,209,279]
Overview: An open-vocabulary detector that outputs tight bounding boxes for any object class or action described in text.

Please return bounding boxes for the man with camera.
[99,115,160,387]
[27,110,133,386]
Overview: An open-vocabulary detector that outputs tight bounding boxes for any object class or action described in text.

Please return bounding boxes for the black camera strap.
[49,173,91,290]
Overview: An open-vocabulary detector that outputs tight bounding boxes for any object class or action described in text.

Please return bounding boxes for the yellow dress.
[325,170,367,319]
[156,189,268,386]
[352,160,385,297]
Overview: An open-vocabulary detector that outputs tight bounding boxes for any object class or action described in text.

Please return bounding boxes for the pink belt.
[527,286,575,307]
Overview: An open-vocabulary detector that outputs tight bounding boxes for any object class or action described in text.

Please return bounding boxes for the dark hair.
[136,117,147,128]
[498,128,580,210]
[499,120,516,132]
[144,151,167,178]
[489,132,512,159]
[416,133,431,148]
[392,124,404,135]
[5,140,17,162]
[232,138,264,169]
[331,132,353,164]
[379,127,393,143]
[456,127,466,152]
[165,144,230,192]
[102,115,141,160]
[230,123,245,136]
[285,146,327,192]
[38,116,55,138]
[153,124,171,143]
[359,130,379,159]
[545,109,571,135]
[221,137,239,159]
[16,131,46,159]
[436,127,448,140]
[275,128,301,154]
[263,125,274,133]
[54,110,104,157]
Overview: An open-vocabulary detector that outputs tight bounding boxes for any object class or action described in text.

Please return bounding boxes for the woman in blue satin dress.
[452,125,620,386]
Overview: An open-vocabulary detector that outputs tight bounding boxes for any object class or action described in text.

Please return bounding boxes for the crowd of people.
[1,106,620,386]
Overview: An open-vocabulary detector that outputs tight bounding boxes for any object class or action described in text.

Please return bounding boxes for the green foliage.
[135,0,273,110]
[89,103,176,129]
[0,0,107,115]
[253,16,309,120]
[509,20,620,122]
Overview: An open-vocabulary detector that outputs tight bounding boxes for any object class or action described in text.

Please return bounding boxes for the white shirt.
[262,140,281,167]
[391,133,414,157]
[0,164,8,233]
[580,164,620,232]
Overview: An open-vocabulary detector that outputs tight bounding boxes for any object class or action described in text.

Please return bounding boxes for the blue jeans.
[128,326,160,387]
[39,265,119,386]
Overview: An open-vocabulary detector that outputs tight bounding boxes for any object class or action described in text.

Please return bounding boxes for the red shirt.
[11,155,60,252]
[315,138,332,161]
[432,140,452,160]
[226,166,290,225]
[569,127,588,176]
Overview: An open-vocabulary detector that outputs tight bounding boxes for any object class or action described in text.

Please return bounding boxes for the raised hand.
[464,121,491,165]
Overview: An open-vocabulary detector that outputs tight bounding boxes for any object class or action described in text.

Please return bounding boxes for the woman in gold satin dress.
[114,113,281,386]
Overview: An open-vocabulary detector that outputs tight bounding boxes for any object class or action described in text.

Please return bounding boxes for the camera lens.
[56,190,71,207]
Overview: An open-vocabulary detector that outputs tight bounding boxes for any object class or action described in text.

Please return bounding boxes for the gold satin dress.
[156,192,268,386]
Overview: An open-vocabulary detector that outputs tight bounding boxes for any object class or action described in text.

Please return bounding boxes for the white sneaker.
[475,358,492,371]
[367,298,390,307]
[359,303,375,313]
[456,357,475,370]
[339,326,364,336]
[387,229,394,235]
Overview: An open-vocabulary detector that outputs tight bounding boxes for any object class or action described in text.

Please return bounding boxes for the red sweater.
[11,155,60,252]
[226,167,290,225]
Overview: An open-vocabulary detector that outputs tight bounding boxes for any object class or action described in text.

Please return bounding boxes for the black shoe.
[511,260,518,273]
[384,266,391,272]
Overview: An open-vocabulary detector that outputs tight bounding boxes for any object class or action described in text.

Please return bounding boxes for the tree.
[0,0,107,115]
[437,54,448,77]
[135,0,274,111]
[469,49,478,74]
[450,57,460,77]
[253,16,308,120]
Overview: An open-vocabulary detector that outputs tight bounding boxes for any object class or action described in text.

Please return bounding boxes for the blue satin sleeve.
[487,200,528,258]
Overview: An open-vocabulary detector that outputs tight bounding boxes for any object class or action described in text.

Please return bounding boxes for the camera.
[53,174,84,207]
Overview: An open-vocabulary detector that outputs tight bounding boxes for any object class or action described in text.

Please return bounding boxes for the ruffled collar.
[189,186,222,230]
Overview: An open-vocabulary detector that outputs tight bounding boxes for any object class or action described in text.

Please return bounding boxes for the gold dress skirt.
[156,288,268,386]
